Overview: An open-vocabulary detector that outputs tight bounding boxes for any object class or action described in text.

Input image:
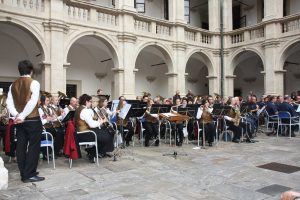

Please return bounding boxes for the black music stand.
[62,110,75,123]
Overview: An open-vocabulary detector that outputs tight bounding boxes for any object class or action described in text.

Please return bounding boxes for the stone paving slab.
[1,133,300,199]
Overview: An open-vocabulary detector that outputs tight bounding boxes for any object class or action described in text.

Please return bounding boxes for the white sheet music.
[296,105,300,113]
[161,113,177,117]
[111,100,119,111]
[119,104,131,119]
[150,114,159,118]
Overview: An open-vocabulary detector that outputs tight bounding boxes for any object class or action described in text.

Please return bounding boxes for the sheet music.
[296,105,300,113]
[161,113,177,117]
[111,100,119,111]
[150,114,158,118]
[119,104,131,119]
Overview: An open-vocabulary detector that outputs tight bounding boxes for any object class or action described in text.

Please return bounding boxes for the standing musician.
[115,99,134,147]
[75,94,114,161]
[171,98,184,146]
[6,60,44,183]
[0,92,8,149]
[196,99,215,146]
[38,95,65,158]
[142,99,159,147]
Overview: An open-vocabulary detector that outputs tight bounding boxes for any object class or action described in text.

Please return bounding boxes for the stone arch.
[134,41,174,72]
[0,17,48,61]
[278,36,300,70]
[65,31,119,68]
[185,49,215,76]
[229,47,265,75]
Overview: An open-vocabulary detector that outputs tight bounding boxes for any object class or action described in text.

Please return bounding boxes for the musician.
[266,96,278,116]
[63,97,77,119]
[116,99,134,146]
[224,97,246,143]
[196,99,216,146]
[186,89,194,100]
[0,92,8,149]
[143,99,159,147]
[95,96,115,121]
[6,60,44,182]
[75,94,114,161]
[173,90,180,104]
[277,95,297,137]
[38,95,64,158]
[247,95,259,130]
[172,98,185,146]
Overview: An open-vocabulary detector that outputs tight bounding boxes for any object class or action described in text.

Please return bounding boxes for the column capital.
[43,21,69,34]
[165,72,178,77]
[63,63,71,69]
[262,39,280,48]
[226,75,236,79]
[133,68,139,73]
[274,70,287,74]
[117,33,137,43]
[172,42,186,51]
[112,67,125,73]
[206,75,218,79]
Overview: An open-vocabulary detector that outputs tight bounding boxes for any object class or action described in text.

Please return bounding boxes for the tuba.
[233,105,241,126]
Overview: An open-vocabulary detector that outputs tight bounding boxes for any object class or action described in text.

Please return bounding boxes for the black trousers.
[171,123,184,143]
[118,123,134,143]
[142,121,159,140]
[77,128,114,156]
[227,120,242,140]
[200,122,215,144]
[15,117,43,180]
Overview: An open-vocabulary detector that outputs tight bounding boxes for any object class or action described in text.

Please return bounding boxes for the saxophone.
[233,105,241,126]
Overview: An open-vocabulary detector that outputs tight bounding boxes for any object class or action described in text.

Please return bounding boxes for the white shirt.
[80,107,101,128]
[6,75,40,121]
[196,107,213,120]
[38,106,53,125]
[63,105,75,120]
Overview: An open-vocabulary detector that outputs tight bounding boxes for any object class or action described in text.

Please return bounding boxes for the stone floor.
[0,133,300,200]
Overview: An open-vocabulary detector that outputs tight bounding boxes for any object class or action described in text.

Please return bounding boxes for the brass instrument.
[145,107,159,123]
[232,105,241,126]
[49,106,63,127]
[40,90,52,98]
[58,91,67,99]
[0,94,8,125]
[97,107,113,128]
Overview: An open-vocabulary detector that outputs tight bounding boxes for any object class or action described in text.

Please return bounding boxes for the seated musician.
[38,95,65,158]
[224,97,252,143]
[196,99,215,146]
[95,96,115,121]
[115,98,134,147]
[143,99,159,147]
[75,94,114,161]
[247,95,259,131]
[172,98,184,146]
[63,97,77,119]
[277,95,297,137]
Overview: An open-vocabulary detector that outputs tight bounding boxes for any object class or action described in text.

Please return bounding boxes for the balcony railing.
[185,26,213,45]
[227,24,265,45]
[65,4,90,21]
[281,13,300,33]
[0,0,45,12]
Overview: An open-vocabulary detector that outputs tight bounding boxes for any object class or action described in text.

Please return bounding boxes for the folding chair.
[41,131,55,169]
[69,130,99,168]
[264,110,278,132]
[277,111,299,138]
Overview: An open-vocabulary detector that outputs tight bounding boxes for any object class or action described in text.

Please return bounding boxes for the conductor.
[6,60,45,183]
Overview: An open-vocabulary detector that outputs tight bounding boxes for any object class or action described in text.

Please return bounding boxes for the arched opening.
[233,50,264,97]
[282,41,300,95]
[135,45,171,98]
[185,52,211,96]
[66,35,118,97]
[0,22,45,92]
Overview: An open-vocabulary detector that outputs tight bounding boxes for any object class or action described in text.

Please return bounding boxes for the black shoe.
[208,142,212,147]
[125,140,130,147]
[232,139,240,143]
[22,176,45,183]
[105,153,113,158]
[291,132,296,137]
[145,139,149,147]
[155,139,159,146]
[246,139,255,143]
[177,142,182,147]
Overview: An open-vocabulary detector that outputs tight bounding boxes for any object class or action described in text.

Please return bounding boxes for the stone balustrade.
[185,27,213,45]
[65,4,90,21]
[281,13,300,33]
[134,18,151,33]
[97,10,118,26]
[0,0,45,12]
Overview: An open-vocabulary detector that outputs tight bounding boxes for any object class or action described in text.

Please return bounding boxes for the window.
[66,84,77,98]
[164,0,169,20]
[0,82,12,94]
[184,0,190,23]
[134,0,145,13]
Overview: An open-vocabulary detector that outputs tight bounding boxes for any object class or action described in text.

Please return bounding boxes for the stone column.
[207,76,218,96]
[262,41,285,95]
[112,68,124,99]
[209,0,220,31]
[172,43,186,96]
[264,0,283,21]
[169,0,185,23]
[43,0,69,95]
[166,73,178,97]
[225,75,236,97]
[40,61,51,92]
[223,0,233,31]
[0,157,8,190]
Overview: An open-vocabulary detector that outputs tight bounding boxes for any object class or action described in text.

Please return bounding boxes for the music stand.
[62,110,75,123]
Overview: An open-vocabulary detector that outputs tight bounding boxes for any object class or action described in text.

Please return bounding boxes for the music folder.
[62,110,75,123]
